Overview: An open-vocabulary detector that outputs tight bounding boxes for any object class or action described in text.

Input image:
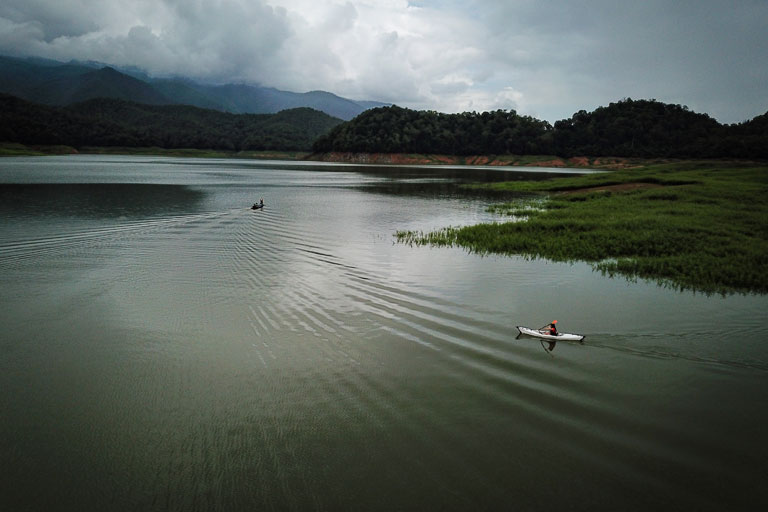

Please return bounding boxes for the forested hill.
[313,100,768,159]
[0,94,343,151]
[312,106,552,156]
[4,93,765,157]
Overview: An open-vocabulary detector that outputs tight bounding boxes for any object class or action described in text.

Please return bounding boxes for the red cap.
[552,320,558,324]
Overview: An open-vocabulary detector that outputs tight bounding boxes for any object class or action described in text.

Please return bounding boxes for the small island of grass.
[397,161,768,295]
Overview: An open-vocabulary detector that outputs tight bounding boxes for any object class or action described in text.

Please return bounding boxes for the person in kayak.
[547,320,558,336]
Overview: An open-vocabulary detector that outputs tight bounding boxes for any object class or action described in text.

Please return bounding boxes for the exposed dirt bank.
[305,152,651,169]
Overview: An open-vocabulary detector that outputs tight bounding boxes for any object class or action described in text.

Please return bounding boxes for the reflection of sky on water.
[2,156,768,512]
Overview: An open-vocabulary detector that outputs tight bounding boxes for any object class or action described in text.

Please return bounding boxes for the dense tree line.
[4,93,766,158]
[0,94,342,151]
[312,105,553,156]
[314,100,768,159]
[552,100,721,157]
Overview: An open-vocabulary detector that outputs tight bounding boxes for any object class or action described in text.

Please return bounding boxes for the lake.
[1,155,767,511]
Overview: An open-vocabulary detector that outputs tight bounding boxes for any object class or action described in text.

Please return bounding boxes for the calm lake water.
[1,155,767,511]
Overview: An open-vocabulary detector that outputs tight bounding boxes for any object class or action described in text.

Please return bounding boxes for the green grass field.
[397,161,768,294]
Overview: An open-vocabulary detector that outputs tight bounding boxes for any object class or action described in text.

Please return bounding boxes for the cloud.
[0,0,293,81]
[474,0,768,121]
[0,0,100,40]
[0,0,765,123]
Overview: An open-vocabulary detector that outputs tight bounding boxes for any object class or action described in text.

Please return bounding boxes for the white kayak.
[517,326,585,342]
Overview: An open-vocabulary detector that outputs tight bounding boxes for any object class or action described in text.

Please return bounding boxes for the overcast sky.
[1,0,766,123]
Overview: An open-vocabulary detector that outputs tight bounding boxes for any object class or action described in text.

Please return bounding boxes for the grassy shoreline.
[397,162,768,295]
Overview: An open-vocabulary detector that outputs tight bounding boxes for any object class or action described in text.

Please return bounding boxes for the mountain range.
[0,55,387,120]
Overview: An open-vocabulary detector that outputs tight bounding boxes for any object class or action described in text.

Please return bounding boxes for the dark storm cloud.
[0,0,765,122]
[0,0,100,41]
[475,0,768,121]
[0,0,293,82]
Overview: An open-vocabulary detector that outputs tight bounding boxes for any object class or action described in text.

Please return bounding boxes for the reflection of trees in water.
[361,180,477,198]
[355,167,557,200]
[355,165,557,183]
[0,184,206,219]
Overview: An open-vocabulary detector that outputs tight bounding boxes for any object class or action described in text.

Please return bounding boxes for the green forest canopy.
[0,94,343,152]
[313,100,768,159]
[2,93,766,158]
